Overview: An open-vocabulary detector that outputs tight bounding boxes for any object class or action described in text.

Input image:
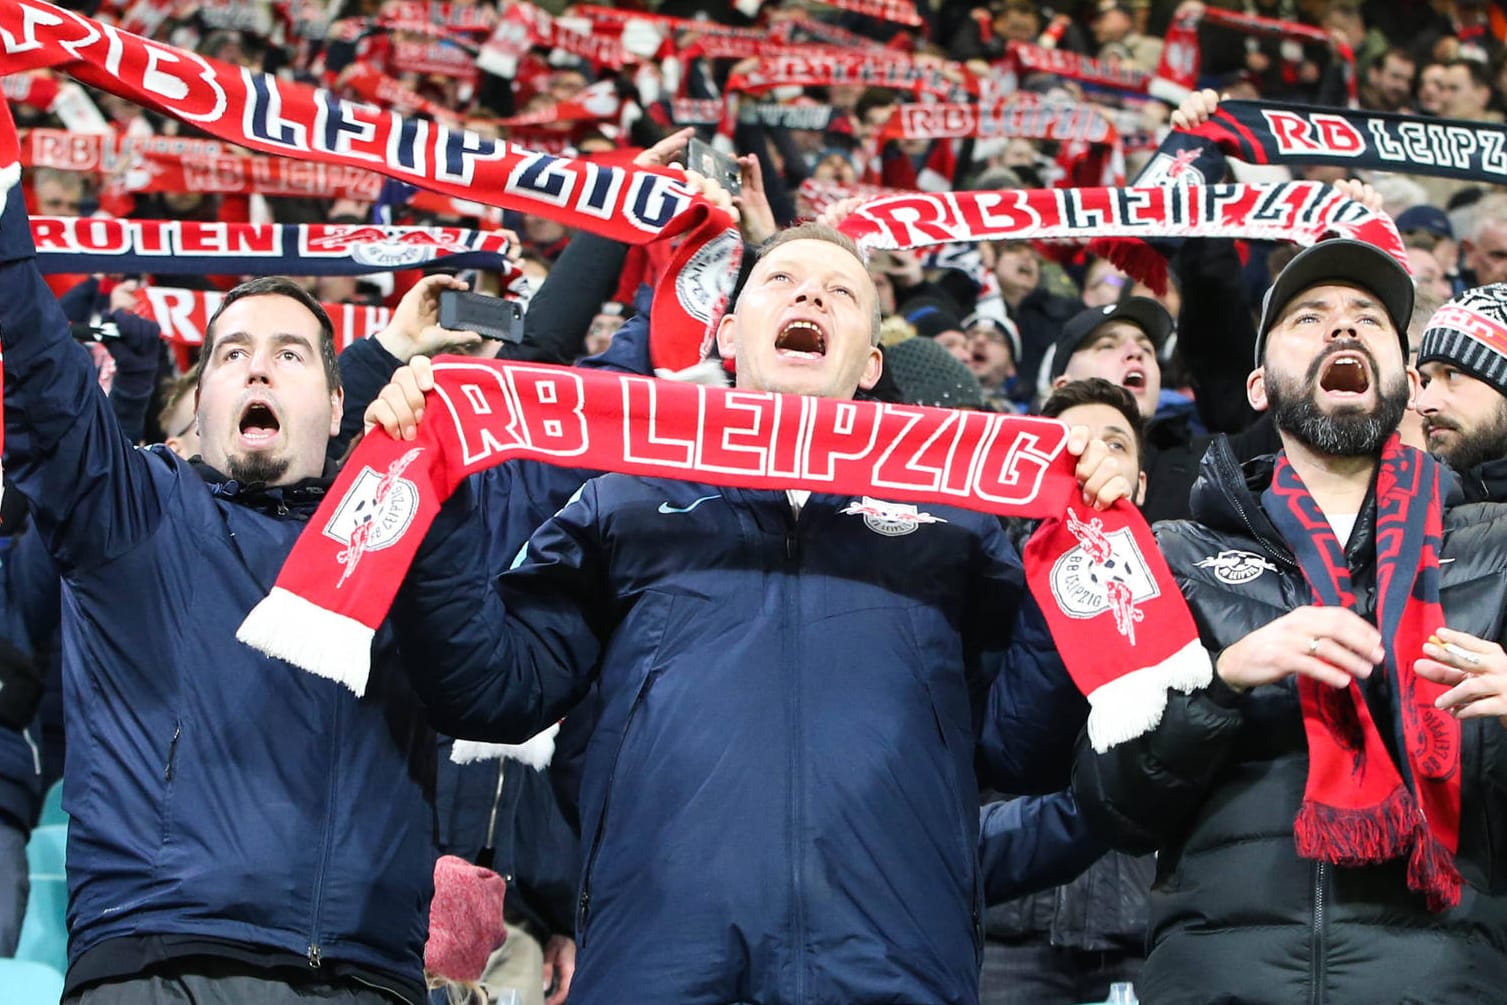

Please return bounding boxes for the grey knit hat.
[884,336,987,410]
[1416,284,1507,397]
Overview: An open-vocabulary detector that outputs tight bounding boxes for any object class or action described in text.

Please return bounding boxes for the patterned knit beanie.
[1417,284,1507,397]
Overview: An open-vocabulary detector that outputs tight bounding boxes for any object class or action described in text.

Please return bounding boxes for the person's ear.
[1247,367,1268,412]
[715,312,738,361]
[329,386,345,438]
[858,344,883,390]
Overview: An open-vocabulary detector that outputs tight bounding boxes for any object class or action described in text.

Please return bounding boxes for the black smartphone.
[686,137,742,196]
[438,289,524,343]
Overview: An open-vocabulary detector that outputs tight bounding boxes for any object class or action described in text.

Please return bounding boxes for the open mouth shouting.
[774,318,828,361]
[1121,367,1148,393]
[238,399,282,448]
[1317,350,1371,400]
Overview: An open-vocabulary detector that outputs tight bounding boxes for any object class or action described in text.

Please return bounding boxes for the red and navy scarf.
[1263,437,1461,911]
[1090,99,1507,290]
[1138,99,1507,189]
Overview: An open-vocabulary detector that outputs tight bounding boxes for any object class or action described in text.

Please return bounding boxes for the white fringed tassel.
[1086,639,1213,753]
[236,587,376,696]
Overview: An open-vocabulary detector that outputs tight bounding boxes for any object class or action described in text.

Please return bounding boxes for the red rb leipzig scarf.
[237,359,1210,752]
[1264,437,1461,911]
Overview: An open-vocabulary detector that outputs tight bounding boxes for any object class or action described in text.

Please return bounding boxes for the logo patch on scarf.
[324,448,423,588]
[1195,549,1278,584]
[1137,147,1206,187]
[675,229,741,325]
[1050,508,1159,643]
[840,496,947,537]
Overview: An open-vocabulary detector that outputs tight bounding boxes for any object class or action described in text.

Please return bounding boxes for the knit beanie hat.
[425,856,508,984]
[1416,284,1507,397]
[884,335,987,409]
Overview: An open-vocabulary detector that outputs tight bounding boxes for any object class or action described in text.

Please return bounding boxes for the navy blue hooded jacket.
[392,458,1082,1004]
[0,197,436,1003]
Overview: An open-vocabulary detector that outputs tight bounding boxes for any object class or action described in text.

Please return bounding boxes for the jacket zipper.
[784,516,806,1005]
[477,763,506,870]
[163,724,181,781]
[308,695,343,967]
[22,727,40,776]
[577,672,657,947]
[1310,861,1328,1005]
[1215,447,1297,572]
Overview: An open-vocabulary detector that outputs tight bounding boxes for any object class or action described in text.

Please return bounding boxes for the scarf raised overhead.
[1263,438,1461,911]
[29,216,519,280]
[237,359,1210,753]
[0,0,739,375]
[1091,99,1499,289]
[832,182,1405,268]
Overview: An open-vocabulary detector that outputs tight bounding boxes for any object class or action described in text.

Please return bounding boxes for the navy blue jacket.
[0,534,43,832]
[0,200,435,1003]
[394,464,1081,1004]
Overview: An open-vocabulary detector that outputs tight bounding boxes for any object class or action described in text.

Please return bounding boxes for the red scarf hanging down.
[1263,438,1461,911]
[236,357,1210,755]
[0,0,740,376]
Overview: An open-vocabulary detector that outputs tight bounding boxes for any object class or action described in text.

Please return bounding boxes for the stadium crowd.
[3,0,1507,1004]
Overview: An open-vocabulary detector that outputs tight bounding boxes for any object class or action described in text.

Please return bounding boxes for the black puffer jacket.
[1075,438,1507,1005]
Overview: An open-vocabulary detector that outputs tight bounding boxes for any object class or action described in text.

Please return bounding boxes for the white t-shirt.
[1326,512,1358,547]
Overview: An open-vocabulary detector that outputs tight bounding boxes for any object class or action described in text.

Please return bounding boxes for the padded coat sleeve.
[1072,677,1246,854]
[391,476,610,742]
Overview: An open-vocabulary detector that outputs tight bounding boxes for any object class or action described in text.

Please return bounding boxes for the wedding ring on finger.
[1308,637,1321,656]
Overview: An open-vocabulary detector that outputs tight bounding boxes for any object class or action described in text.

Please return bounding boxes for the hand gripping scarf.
[235,357,1210,755]
[1263,436,1461,911]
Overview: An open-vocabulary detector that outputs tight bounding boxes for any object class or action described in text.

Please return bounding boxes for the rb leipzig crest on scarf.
[1049,509,1160,644]
[323,448,424,588]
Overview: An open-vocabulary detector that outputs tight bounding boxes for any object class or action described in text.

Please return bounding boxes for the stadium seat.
[0,954,65,1003]
[16,824,68,976]
[25,824,66,877]
[38,781,65,827]
[14,875,67,979]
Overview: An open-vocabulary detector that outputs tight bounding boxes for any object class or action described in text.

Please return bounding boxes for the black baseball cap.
[1049,297,1173,380]
[1253,239,1414,365]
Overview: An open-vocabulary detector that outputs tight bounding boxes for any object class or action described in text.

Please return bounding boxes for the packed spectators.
[2,1,1507,1004]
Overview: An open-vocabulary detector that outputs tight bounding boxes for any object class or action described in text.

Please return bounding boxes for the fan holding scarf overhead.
[1074,237,1507,1004]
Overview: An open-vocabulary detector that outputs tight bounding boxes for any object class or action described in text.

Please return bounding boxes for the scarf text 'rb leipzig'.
[237,359,1211,753]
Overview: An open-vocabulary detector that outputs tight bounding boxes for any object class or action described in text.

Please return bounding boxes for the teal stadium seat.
[16,824,68,976]
[38,781,65,827]
[0,956,65,1003]
[24,825,65,877]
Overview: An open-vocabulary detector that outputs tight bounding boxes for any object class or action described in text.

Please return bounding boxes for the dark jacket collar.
[190,457,333,519]
[1459,455,1507,504]
[1190,436,1464,568]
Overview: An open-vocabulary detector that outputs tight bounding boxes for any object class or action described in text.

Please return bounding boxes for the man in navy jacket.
[374,222,1130,1005]
[0,180,449,1002]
